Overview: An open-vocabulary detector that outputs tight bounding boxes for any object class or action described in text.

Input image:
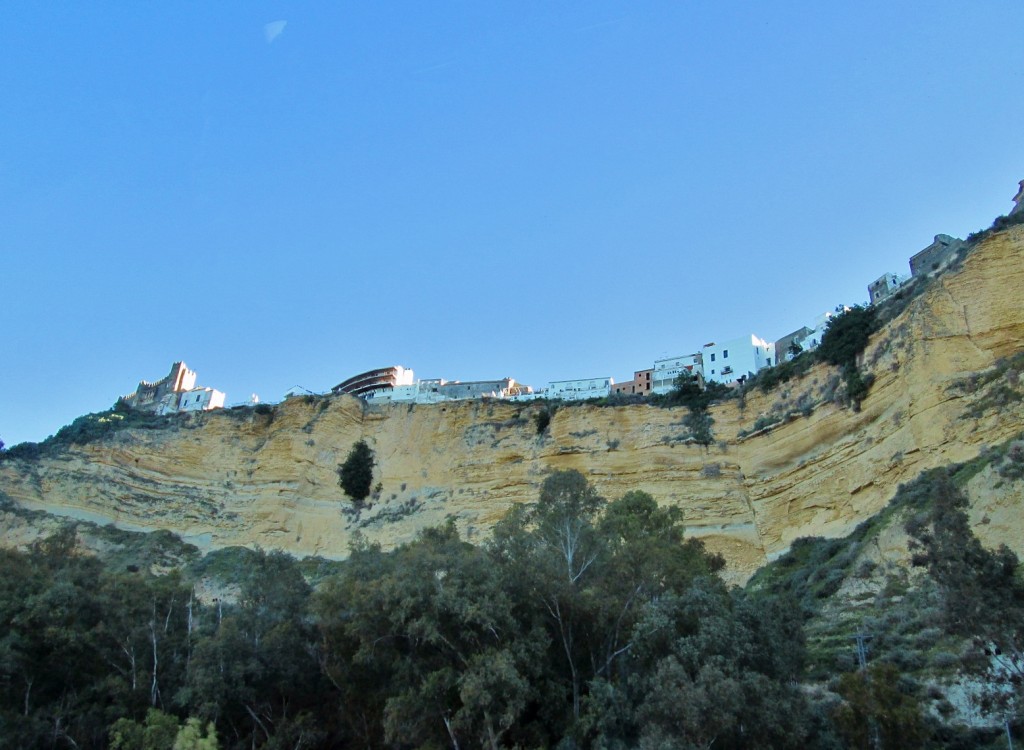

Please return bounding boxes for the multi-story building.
[868,272,907,305]
[177,387,226,412]
[612,368,654,396]
[547,377,613,401]
[437,378,522,401]
[332,366,415,399]
[650,355,702,395]
[359,375,533,404]
[702,335,775,385]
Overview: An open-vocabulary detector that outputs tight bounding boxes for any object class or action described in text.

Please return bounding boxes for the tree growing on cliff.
[817,306,878,410]
[338,440,375,502]
[818,306,876,370]
[905,471,1024,720]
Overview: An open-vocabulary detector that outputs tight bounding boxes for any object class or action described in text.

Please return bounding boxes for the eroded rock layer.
[2,227,1022,582]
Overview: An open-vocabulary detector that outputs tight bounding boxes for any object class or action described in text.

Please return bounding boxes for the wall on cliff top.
[1,226,1022,583]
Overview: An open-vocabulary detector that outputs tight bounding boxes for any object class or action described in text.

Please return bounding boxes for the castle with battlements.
[119,362,225,415]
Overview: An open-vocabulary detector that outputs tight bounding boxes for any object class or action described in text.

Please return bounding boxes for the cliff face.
[2,227,1022,582]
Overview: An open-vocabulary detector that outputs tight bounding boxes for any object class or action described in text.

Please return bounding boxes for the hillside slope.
[2,226,1022,582]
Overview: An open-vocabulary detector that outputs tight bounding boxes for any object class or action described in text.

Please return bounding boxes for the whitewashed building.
[364,377,532,404]
[547,377,613,401]
[364,380,440,404]
[176,387,226,413]
[702,335,775,385]
[650,354,703,395]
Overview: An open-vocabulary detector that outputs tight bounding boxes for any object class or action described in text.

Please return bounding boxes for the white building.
[547,377,613,401]
[175,387,226,413]
[702,335,775,385]
[364,377,531,405]
[650,353,703,395]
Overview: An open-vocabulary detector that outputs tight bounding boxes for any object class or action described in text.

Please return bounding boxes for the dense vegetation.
[655,372,731,446]
[749,445,1024,748]
[3,453,1024,747]
[0,471,835,749]
[816,306,877,410]
[738,305,878,411]
[0,403,177,461]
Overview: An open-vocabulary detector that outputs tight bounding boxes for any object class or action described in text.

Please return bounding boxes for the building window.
[710,353,716,362]
[723,350,728,358]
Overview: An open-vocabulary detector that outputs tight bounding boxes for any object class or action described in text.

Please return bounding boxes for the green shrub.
[338,440,375,502]
[845,367,875,411]
[1,441,42,461]
[534,408,554,436]
[818,306,878,369]
[998,440,1024,479]
[0,408,175,461]
[749,352,815,393]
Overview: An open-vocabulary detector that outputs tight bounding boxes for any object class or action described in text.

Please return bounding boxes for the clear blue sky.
[2,2,1023,446]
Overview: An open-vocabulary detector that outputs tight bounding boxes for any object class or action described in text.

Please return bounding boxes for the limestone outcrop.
[2,227,1022,583]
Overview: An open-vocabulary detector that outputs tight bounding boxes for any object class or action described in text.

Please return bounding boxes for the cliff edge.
[2,226,1022,582]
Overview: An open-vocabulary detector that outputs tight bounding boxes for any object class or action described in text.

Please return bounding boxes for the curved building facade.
[332,366,414,398]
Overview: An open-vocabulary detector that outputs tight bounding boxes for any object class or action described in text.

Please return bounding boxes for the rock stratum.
[2,227,1023,583]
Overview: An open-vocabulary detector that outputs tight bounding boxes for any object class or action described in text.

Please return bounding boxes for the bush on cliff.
[817,305,877,370]
[0,407,173,462]
[817,305,879,410]
[338,440,375,502]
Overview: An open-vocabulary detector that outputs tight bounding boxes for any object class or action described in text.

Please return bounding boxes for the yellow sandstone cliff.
[2,227,1022,582]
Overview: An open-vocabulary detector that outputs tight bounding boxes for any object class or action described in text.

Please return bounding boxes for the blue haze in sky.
[2,2,1023,445]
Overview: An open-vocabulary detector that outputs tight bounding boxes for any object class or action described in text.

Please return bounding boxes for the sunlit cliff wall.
[2,226,1022,583]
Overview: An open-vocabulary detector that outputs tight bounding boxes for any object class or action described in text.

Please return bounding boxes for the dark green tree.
[664,372,721,445]
[181,549,321,749]
[315,523,543,750]
[489,472,748,746]
[818,306,876,369]
[630,584,815,750]
[817,306,878,410]
[905,472,1024,720]
[668,371,705,407]
[337,440,375,502]
[833,664,926,750]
